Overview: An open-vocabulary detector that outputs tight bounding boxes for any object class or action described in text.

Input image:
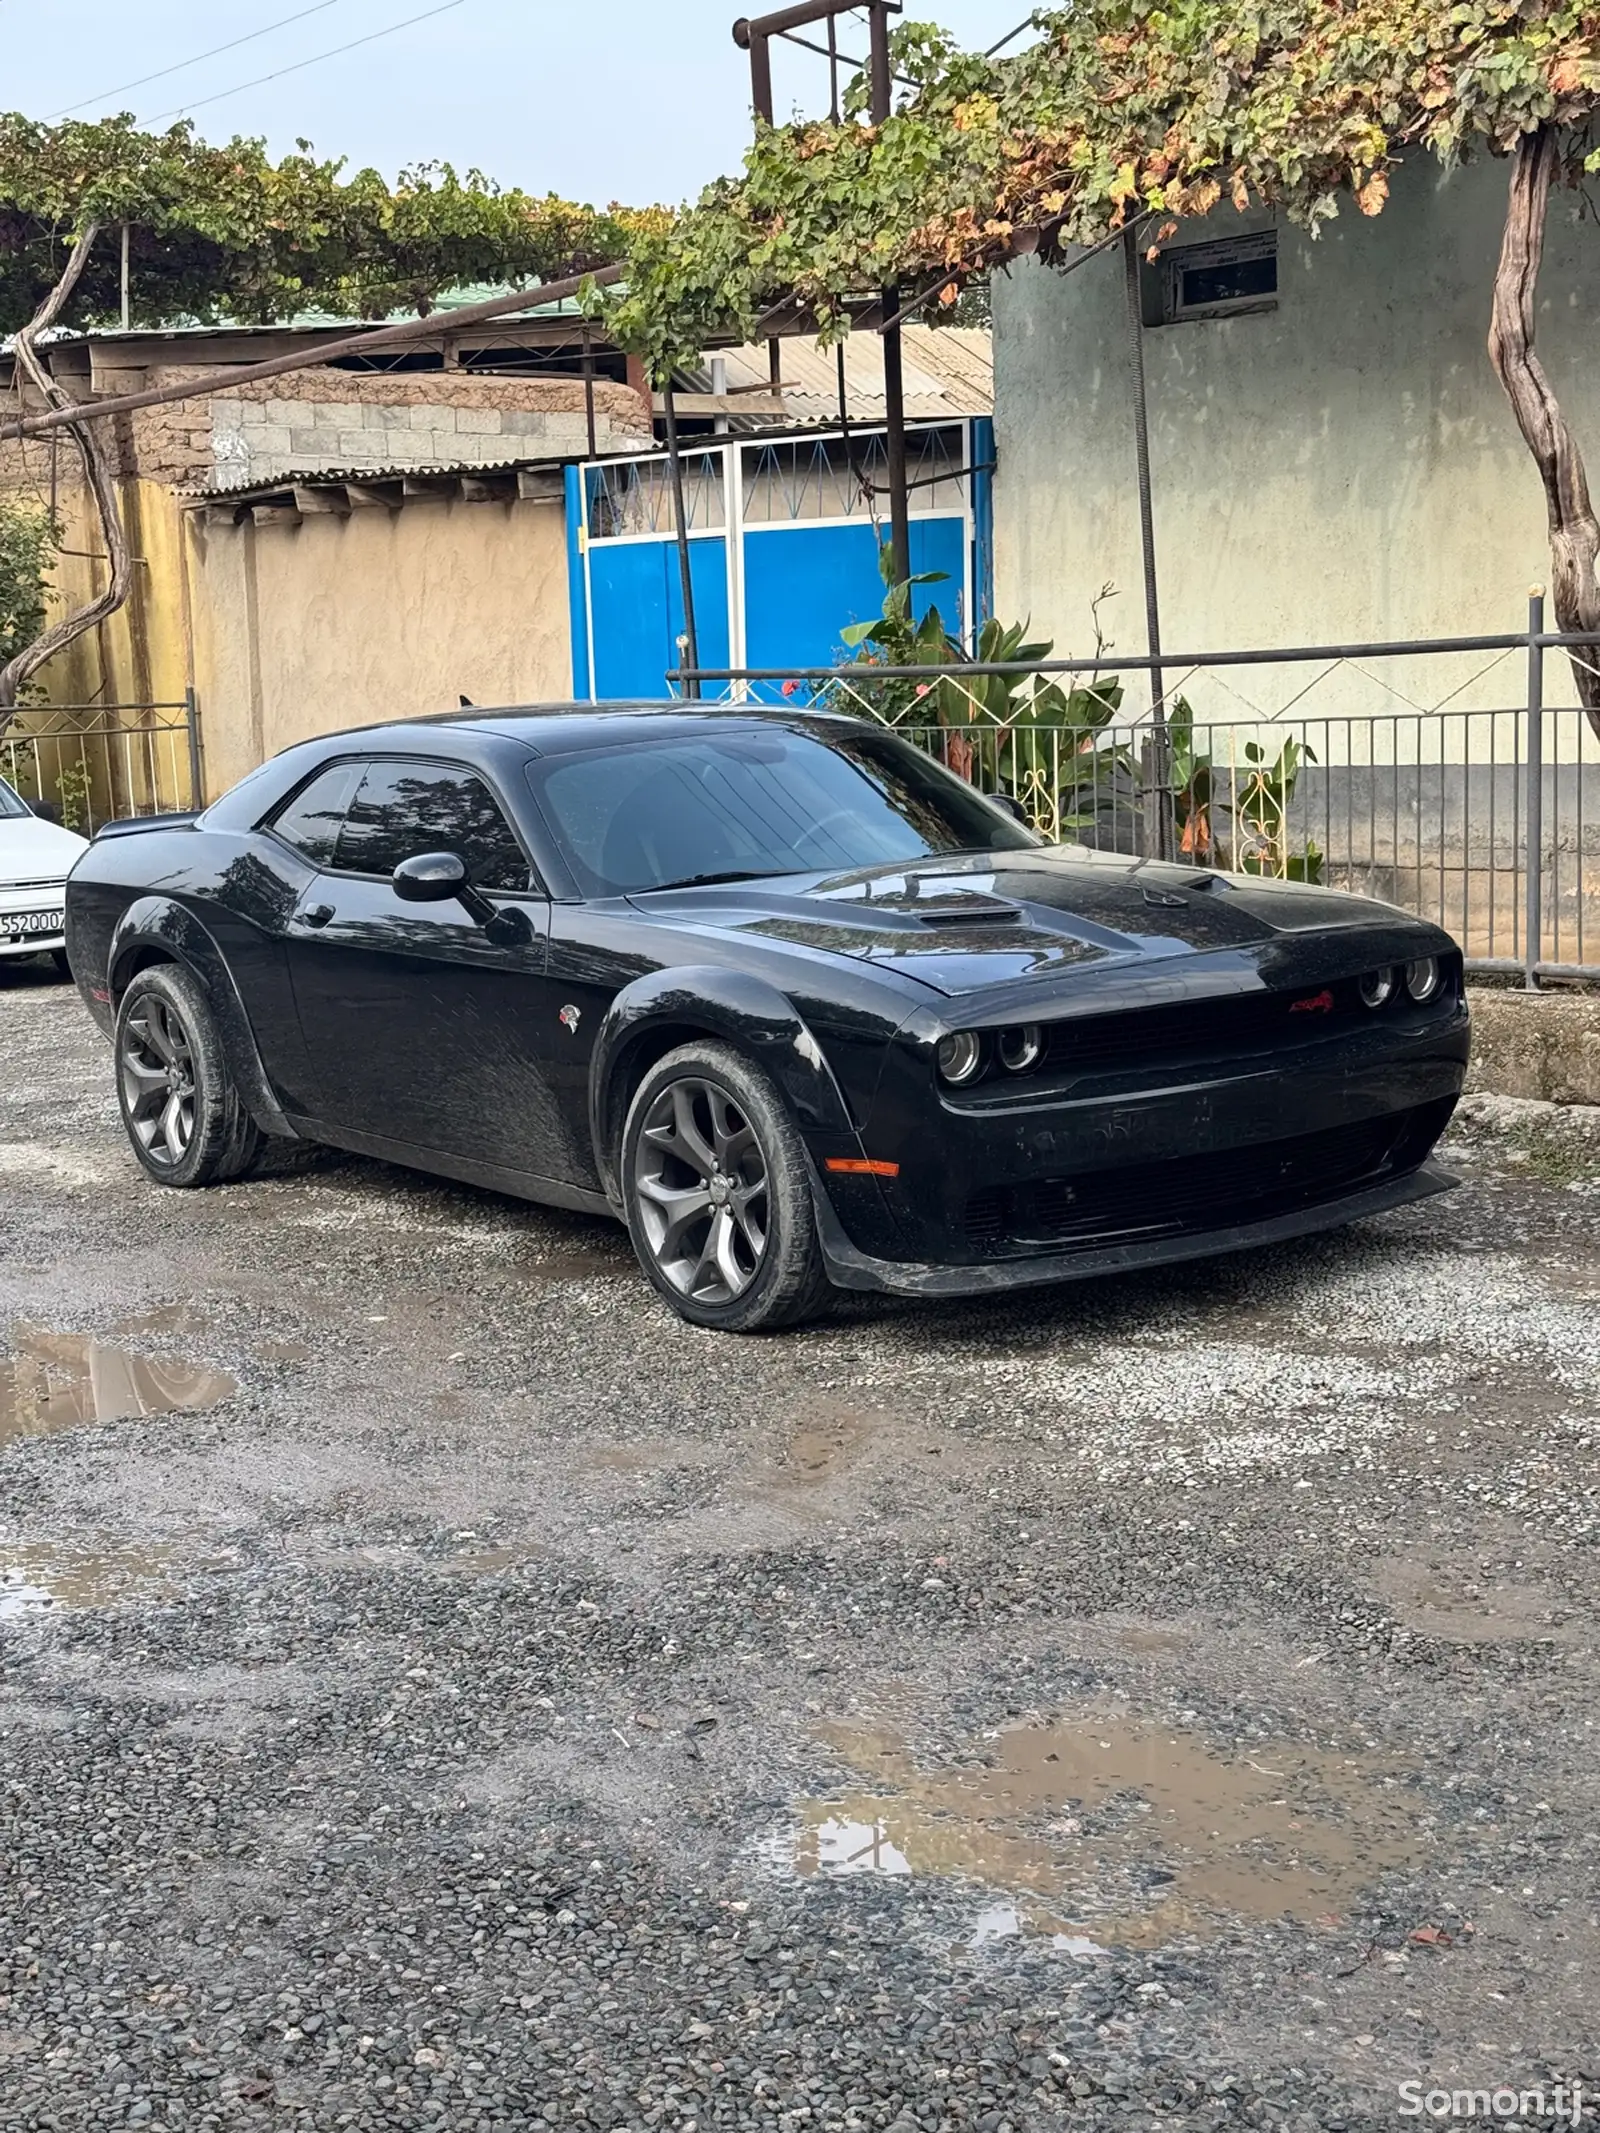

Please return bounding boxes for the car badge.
[1289,989,1335,1014]
[559,1004,581,1034]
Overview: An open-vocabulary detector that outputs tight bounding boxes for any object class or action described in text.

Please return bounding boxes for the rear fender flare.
[107,897,297,1138]
[588,965,860,1203]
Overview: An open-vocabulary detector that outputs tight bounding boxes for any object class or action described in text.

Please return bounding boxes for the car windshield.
[526,724,1038,899]
[0,776,31,820]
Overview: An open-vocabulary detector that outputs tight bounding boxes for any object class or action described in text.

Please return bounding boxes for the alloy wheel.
[633,1076,770,1304]
[120,994,198,1168]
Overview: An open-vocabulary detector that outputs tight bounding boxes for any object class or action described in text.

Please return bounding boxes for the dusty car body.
[64,705,1469,1329]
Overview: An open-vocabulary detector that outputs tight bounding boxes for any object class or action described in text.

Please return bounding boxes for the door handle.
[302,903,335,929]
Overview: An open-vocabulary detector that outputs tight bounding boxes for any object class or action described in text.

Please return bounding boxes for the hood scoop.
[853,886,1023,926]
[908,894,1020,925]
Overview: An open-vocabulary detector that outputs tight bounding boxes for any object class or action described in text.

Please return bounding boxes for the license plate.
[2,909,63,939]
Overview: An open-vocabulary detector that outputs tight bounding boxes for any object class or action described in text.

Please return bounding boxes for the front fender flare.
[107,897,297,1139]
[587,964,861,1203]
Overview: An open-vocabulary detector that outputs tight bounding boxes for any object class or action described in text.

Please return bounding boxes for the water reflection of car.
[63,706,1469,1332]
[0,773,88,976]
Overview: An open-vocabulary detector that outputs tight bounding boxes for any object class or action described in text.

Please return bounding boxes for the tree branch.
[1488,122,1600,735]
[0,223,134,725]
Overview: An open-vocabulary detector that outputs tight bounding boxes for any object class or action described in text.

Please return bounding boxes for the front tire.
[50,949,71,980]
[621,1040,832,1333]
[114,964,262,1188]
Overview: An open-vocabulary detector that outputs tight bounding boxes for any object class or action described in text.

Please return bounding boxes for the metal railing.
[0,694,200,835]
[674,594,1600,984]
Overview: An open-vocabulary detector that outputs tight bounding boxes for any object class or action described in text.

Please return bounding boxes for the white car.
[0,773,89,976]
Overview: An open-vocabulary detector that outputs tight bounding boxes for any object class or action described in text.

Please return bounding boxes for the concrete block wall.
[203,365,651,488]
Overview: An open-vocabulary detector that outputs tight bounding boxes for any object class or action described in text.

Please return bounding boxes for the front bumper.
[0,927,65,958]
[848,999,1469,1262]
[0,890,68,959]
[811,1157,1458,1298]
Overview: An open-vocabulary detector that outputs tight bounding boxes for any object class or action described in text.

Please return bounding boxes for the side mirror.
[990,793,1028,824]
[392,850,496,927]
[30,798,62,825]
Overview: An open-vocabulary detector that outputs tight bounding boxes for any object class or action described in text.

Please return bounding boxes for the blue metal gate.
[566,420,992,699]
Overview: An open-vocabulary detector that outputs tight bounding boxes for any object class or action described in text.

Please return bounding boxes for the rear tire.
[114,963,263,1188]
[50,949,71,980]
[620,1040,832,1333]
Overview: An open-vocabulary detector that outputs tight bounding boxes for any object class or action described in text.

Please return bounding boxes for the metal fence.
[0,695,200,836]
[676,595,1600,984]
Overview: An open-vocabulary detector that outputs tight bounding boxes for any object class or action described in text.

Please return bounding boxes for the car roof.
[307,701,862,760]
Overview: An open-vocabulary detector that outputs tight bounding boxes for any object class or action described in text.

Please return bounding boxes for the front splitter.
[810,1160,1458,1299]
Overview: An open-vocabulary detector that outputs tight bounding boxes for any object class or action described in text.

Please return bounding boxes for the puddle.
[440,1542,541,1575]
[113,1303,212,1337]
[255,1338,311,1365]
[761,1397,894,1491]
[782,1711,1424,1946]
[0,1541,235,1619]
[0,1327,237,1446]
[1114,1627,1195,1655]
[1375,1553,1578,1645]
[516,1242,626,1285]
[784,1403,880,1485]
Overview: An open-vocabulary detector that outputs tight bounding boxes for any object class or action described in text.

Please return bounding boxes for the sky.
[7,0,1038,209]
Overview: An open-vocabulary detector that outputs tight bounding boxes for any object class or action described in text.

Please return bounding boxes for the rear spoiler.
[93,811,200,840]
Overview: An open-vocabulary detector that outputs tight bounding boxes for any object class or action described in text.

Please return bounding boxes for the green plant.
[0,495,57,670]
[834,550,1129,836]
[51,758,93,834]
[616,0,1600,371]
[610,2,1600,734]
[0,114,652,331]
[1167,700,1322,880]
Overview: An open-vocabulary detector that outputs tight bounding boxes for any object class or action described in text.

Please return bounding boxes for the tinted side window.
[267,761,364,865]
[333,760,531,892]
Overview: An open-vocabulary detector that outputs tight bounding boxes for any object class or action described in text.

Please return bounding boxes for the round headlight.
[1359,968,1396,1009]
[1405,955,1441,1003]
[998,1024,1043,1074]
[936,1030,984,1084]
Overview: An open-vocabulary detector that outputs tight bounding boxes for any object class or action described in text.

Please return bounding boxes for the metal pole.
[184,685,203,811]
[871,2,912,587]
[662,383,701,697]
[1525,586,1545,989]
[1122,227,1172,861]
[120,223,131,333]
[581,324,598,460]
[881,298,911,585]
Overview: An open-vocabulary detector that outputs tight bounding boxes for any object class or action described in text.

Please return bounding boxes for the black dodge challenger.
[64,704,1469,1332]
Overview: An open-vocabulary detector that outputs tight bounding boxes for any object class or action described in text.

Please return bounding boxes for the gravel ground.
[4,960,1600,2132]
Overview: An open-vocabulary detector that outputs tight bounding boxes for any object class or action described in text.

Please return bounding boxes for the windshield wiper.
[647,869,779,892]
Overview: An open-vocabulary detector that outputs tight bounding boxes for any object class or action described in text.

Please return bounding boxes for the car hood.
[0,814,89,886]
[628,846,1428,998]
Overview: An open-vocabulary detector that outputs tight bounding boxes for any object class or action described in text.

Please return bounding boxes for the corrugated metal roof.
[684,326,991,424]
[180,453,562,501]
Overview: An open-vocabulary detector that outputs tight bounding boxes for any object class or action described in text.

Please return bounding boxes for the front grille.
[1041,978,1378,1077]
[962,1100,1452,1257]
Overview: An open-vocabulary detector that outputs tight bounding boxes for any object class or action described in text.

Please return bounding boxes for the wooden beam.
[402,475,457,500]
[250,502,301,529]
[516,469,563,502]
[459,473,516,502]
[293,485,350,515]
[344,482,402,510]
